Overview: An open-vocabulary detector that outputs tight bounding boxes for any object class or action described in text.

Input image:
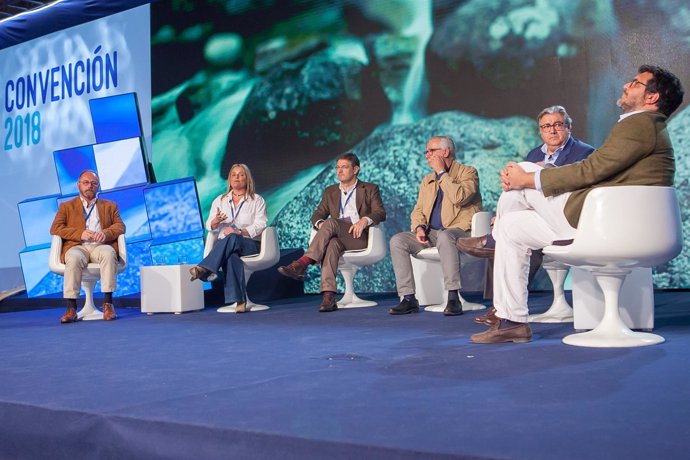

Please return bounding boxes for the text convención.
[3,45,118,151]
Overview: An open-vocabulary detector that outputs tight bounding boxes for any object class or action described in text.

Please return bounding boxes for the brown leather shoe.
[471,319,532,344]
[102,303,117,321]
[278,260,307,281]
[474,306,498,325]
[319,292,338,312]
[235,301,247,313]
[60,306,78,324]
[456,235,495,258]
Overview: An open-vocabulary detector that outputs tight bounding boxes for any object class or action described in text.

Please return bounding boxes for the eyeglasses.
[539,121,567,131]
[628,78,648,88]
[79,180,99,187]
[425,148,443,154]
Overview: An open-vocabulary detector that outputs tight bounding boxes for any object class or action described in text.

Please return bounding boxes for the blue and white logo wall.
[0,4,151,271]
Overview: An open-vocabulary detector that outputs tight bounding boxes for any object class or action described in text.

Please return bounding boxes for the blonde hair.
[222,163,256,200]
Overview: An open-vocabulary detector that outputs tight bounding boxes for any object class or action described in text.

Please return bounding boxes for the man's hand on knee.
[348,218,368,239]
[500,162,535,191]
[415,227,429,244]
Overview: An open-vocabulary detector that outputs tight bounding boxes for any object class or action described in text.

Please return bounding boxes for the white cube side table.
[141,264,204,314]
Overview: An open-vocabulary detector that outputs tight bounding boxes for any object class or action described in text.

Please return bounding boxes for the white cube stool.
[141,264,205,314]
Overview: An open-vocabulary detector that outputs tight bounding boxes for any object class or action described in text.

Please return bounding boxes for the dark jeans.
[200,234,260,304]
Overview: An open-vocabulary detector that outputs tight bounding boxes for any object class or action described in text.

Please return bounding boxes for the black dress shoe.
[388,298,420,315]
[189,266,217,282]
[319,292,338,312]
[456,235,495,258]
[443,299,463,316]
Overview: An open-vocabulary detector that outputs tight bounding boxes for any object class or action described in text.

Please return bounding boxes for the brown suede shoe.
[277,260,307,281]
[474,306,498,326]
[102,303,117,321]
[319,292,338,312]
[471,319,532,344]
[235,301,247,313]
[60,306,78,324]
[456,235,494,258]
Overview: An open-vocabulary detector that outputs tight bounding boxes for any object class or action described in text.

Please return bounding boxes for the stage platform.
[1,291,690,459]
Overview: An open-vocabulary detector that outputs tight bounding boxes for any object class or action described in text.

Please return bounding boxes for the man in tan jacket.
[50,170,125,323]
[458,65,684,343]
[389,135,482,316]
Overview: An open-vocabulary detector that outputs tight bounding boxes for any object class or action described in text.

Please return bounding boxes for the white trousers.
[63,244,118,298]
[492,162,576,322]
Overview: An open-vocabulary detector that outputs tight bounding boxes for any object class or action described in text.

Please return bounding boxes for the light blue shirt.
[539,134,571,166]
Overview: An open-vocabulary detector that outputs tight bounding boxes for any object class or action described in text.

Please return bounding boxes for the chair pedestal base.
[529,298,573,323]
[563,328,664,347]
[216,270,270,313]
[78,306,104,321]
[530,264,573,323]
[424,296,486,313]
[410,250,486,312]
[563,271,664,348]
[217,299,269,313]
[338,266,377,308]
[338,293,377,308]
[77,279,103,321]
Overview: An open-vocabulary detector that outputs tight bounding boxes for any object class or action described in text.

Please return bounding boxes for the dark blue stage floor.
[1,291,690,459]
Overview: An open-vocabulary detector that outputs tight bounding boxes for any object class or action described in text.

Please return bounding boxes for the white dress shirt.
[339,181,360,223]
[80,196,101,244]
[205,192,268,241]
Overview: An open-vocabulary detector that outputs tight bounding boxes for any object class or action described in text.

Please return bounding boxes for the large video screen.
[149,1,690,291]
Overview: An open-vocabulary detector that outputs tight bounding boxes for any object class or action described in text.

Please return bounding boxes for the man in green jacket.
[458,64,684,343]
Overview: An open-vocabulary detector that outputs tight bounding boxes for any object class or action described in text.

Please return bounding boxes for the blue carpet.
[1,291,689,459]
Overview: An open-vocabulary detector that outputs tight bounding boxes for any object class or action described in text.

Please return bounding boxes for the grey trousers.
[305,218,368,292]
[389,228,469,297]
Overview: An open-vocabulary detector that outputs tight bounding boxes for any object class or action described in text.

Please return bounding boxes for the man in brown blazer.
[50,170,126,323]
[457,64,684,344]
[278,153,386,312]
